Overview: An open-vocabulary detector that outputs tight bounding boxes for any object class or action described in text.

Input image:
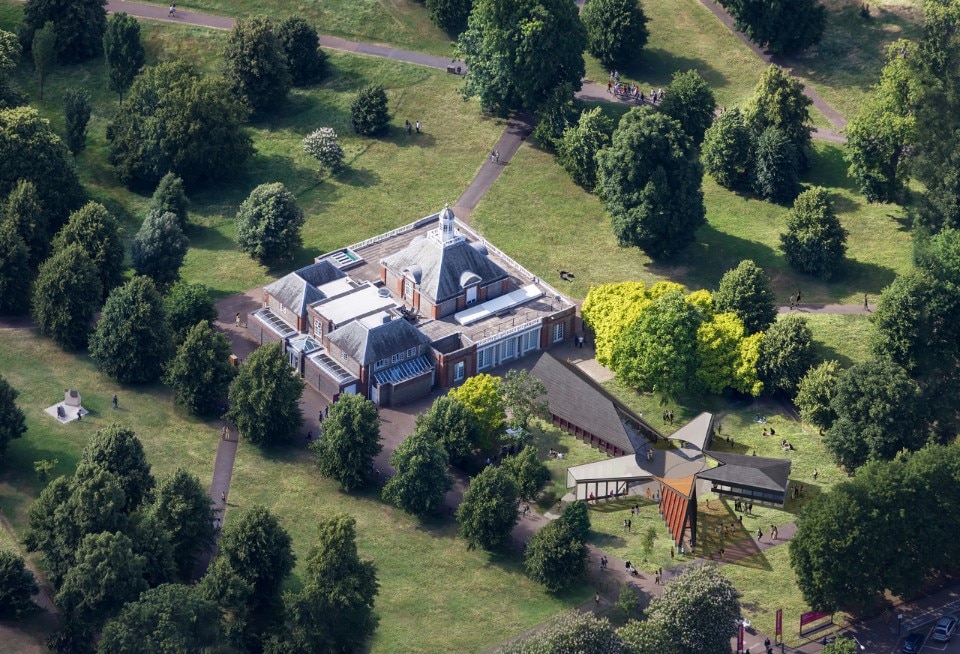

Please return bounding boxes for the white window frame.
[407,347,418,358]
[375,358,389,370]
[341,351,348,361]
[477,347,493,371]
[391,352,404,364]
[453,361,465,382]
[552,322,564,343]
[523,329,540,353]
[313,318,322,338]
[280,304,287,316]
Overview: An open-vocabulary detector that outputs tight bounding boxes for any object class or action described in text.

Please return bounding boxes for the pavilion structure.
[530,354,792,550]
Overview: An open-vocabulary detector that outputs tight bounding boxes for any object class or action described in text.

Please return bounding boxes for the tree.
[781,187,848,279]
[52,201,125,299]
[523,520,588,591]
[149,468,214,580]
[0,220,31,314]
[457,465,519,551]
[382,430,451,516]
[596,108,705,259]
[226,342,304,447]
[31,244,102,350]
[0,106,85,229]
[236,182,305,264]
[224,16,291,115]
[303,128,345,171]
[274,514,379,653]
[615,583,641,621]
[501,445,550,500]
[150,173,189,230]
[713,259,777,335]
[612,290,704,399]
[426,0,473,34]
[581,0,649,68]
[722,0,826,54]
[498,612,625,654]
[131,211,189,289]
[63,88,91,157]
[500,369,548,430]
[659,69,716,145]
[582,281,659,366]
[351,84,391,136]
[0,29,26,110]
[0,375,27,463]
[757,314,814,395]
[31,22,55,101]
[645,563,740,654]
[794,360,840,430]
[696,312,763,396]
[55,531,147,642]
[79,423,154,513]
[276,15,327,86]
[448,373,505,451]
[559,500,590,542]
[23,0,107,63]
[164,280,217,344]
[753,126,800,203]
[0,551,38,619]
[89,277,174,384]
[313,393,382,492]
[103,13,145,103]
[744,66,813,169]
[163,321,235,416]
[414,395,482,462]
[701,108,754,191]
[456,0,586,114]
[531,83,580,152]
[107,61,252,189]
[824,357,926,471]
[216,505,295,614]
[196,557,253,649]
[822,640,860,654]
[127,511,176,588]
[99,584,223,653]
[2,179,49,269]
[618,620,680,654]
[557,106,613,190]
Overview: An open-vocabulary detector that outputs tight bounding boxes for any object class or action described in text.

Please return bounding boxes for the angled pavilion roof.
[699,451,792,493]
[666,412,714,451]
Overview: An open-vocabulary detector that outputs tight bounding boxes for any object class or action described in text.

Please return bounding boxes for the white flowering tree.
[302,127,345,170]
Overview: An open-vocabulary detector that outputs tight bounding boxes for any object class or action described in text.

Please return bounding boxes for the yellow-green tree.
[582,282,652,367]
[696,312,763,396]
[448,374,504,451]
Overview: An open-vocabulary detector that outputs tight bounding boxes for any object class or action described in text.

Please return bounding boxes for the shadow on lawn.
[593,49,728,94]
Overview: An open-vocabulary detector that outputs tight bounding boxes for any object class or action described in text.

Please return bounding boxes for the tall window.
[392,352,404,364]
[313,318,322,338]
[523,329,539,353]
[407,347,418,358]
[453,361,465,382]
[552,322,564,343]
[477,347,493,370]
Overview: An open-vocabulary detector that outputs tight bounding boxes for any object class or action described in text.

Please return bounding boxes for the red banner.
[738,624,744,652]
[776,609,783,636]
[800,610,830,627]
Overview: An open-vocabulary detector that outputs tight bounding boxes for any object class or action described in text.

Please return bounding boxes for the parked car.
[933,614,959,642]
[903,631,925,653]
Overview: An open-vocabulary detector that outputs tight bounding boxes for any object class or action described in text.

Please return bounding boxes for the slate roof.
[530,353,662,454]
[327,315,430,366]
[296,260,345,287]
[380,237,508,303]
[263,261,346,318]
[698,451,792,493]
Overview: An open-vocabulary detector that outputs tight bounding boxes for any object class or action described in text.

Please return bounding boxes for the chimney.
[382,314,391,324]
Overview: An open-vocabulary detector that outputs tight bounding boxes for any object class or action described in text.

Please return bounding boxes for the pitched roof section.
[699,451,792,493]
[327,314,430,365]
[530,353,662,454]
[380,237,508,303]
[263,261,347,318]
[296,260,346,287]
[666,412,714,451]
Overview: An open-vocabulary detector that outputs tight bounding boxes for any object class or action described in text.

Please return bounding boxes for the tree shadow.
[335,165,382,188]
[594,50,728,94]
[184,222,238,254]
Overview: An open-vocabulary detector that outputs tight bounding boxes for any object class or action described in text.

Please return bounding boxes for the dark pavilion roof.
[699,451,792,493]
[380,236,508,303]
[327,315,430,365]
[530,353,662,454]
[263,261,345,318]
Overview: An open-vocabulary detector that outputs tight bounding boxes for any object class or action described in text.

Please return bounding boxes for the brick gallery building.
[246,206,577,406]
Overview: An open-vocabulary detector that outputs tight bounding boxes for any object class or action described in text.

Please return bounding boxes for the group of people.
[734,497,753,514]
[605,70,665,105]
[404,120,421,135]
[546,448,565,460]
[661,409,675,425]
[780,438,795,451]
[167,3,178,16]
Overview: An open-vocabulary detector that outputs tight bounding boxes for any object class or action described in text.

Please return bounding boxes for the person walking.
[757,527,763,541]
[112,394,118,410]
[864,293,869,311]
[405,120,412,135]
[221,491,226,503]
[415,120,421,134]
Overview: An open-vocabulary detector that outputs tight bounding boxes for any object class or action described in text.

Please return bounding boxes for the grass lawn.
[530,421,610,510]
[805,313,875,367]
[0,7,506,297]
[472,137,912,305]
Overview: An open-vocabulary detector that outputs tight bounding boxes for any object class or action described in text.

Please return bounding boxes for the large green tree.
[498,612,625,654]
[382,429,451,516]
[713,259,777,335]
[31,244,102,350]
[557,106,613,191]
[148,468,214,580]
[753,126,800,203]
[0,29,26,109]
[276,15,327,86]
[0,220,31,314]
[413,395,482,463]
[701,108,755,191]
[722,0,826,54]
[235,182,305,264]
[52,201,125,299]
[426,0,473,34]
[0,375,27,465]
[612,289,704,399]
[273,514,379,653]
[456,0,587,114]
[63,88,91,157]
[312,393,382,492]
[2,179,48,269]
[224,16,291,115]
[226,342,304,447]
[581,0,649,68]
[0,551,38,618]
[457,465,519,551]
[89,277,174,384]
[107,60,252,188]
[103,12,145,103]
[0,106,85,229]
[781,186,848,279]
[618,620,680,654]
[164,280,217,344]
[448,373,505,452]
[523,520,588,591]
[757,314,814,395]
[163,321,235,416]
[79,423,155,513]
[99,583,223,653]
[131,211,189,289]
[596,108,705,259]
[501,445,550,500]
[659,69,716,145]
[350,84,391,137]
[23,0,108,63]
[31,22,55,101]
[500,369,548,430]
[793,360,841,430]
[150,172,190,229]
[744,65,813,169]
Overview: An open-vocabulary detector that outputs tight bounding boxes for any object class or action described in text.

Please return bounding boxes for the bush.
[581,0,649,68]
[276,15,327,86]
[235,182,305,263]
[351,85,391,136]
[781,186,848,279]
[303,127,345,170]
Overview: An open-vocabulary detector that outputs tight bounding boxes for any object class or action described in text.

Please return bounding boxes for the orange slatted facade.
[658,481,698,548]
